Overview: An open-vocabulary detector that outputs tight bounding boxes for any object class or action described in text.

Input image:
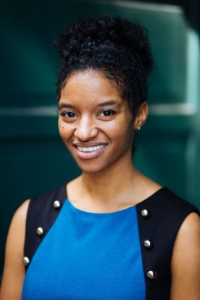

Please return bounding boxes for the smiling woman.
[1,16,199,300]
[58,70,137,173]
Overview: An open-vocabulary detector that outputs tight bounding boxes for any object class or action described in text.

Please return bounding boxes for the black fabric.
[24,184,66,270]
[136,187,199,300]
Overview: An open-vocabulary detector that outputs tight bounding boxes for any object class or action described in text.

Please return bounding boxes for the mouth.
[76,145,105,153]
[73,143,107,160]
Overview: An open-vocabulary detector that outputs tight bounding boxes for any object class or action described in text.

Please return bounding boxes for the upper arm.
[0,200,30,300]
[170,212,200,300]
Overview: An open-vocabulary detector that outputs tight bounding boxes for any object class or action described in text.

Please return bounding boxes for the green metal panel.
[0,1,189,105]
[0,0,199,276]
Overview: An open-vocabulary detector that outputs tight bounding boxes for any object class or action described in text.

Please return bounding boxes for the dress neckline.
[65,186,166,215]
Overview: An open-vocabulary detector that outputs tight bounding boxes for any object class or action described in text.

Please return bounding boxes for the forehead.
[60,69,122,103]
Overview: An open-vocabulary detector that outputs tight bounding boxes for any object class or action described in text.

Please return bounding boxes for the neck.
[80,157,140,205]
[67,154,161,212]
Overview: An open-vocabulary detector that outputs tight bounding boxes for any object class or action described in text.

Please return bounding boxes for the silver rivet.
[144,240,152,248]
[23,256,30,266]
[53,200,61,208]
[141,209,149,217]
[36,227,44,236]
[147,270,157,279]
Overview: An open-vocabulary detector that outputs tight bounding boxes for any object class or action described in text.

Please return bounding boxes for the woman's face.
[58,69,140,174]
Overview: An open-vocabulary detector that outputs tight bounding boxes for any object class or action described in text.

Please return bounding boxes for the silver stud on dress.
[143,239,153,248]
[53,200,61,208]
[147,270,157,279]
[36,227,44,236]
[141,209,149,217]
[23,256,30,266]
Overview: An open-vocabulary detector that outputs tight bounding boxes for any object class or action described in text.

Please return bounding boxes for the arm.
[170,212,200,300]
[0,200,30,300]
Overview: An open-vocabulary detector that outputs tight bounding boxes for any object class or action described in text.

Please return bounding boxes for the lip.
[73,143,107,160]
[73,141,106,147]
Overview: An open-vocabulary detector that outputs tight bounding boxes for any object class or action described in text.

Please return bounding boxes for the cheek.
[58,128,66,144]
[58,120,72,142]
[115,122,134,147]
[108,120,133,139]
[58,119,64,137]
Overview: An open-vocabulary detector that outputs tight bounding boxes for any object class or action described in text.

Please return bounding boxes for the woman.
[1,16,199,300]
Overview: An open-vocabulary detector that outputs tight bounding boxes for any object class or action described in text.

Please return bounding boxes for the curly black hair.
[55,16,153,117]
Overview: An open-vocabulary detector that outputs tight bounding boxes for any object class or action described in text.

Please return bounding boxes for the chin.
[79,166,104,175]
[75,161,107,175]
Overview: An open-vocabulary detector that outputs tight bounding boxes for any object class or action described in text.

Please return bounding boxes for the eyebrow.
[58,102,74,110]
[59,100,120,110]
[97,100,121,107]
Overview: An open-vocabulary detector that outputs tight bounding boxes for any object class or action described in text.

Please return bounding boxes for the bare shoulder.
[173,212,200,253]
[171,212,200,300]
[10,199,30,226]
[177,212,200,238]
[6,199,30,246]
[1,199,30,300]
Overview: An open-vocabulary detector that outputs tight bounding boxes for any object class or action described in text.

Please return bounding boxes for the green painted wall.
[0,0,199,276]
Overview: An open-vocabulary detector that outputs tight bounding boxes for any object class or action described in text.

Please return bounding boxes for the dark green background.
[0,0,200,276]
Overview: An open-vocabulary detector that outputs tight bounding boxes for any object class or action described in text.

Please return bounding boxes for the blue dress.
[22,200,145,299]
[22,186,199,300]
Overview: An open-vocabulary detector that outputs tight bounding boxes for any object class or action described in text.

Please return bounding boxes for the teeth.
[77,145,105,152]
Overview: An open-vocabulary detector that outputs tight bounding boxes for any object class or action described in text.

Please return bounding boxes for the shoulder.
[172,211,200,263]
[135,187,199,299]
[172,212,200,262]
[5,199,30,262]
[5,199,30,253]
[4,199,30,265]
[7,199,30,243]
[0,200,30,299]
[173,212,200,253]
[148,188,199,242]
[15,199,30,219]
[138,187,199,220]
[170,212,200,299]
[135,187,199,273]
[28,184,66,207]
[136,187,199,226]
[157,188,199,228]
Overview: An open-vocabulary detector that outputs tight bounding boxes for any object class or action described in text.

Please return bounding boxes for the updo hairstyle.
[55,16,153,118]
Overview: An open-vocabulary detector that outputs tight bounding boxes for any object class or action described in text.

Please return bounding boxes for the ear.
[133,101,149,130]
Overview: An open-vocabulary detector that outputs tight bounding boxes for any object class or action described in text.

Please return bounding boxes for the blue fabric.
[22,200,145,300]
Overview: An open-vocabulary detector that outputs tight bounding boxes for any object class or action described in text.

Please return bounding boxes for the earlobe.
[133,101,149,130]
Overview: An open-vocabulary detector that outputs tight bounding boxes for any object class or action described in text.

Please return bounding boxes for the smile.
[77,145,105,153]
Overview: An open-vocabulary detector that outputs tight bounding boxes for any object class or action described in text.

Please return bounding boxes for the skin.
[1,69,200,300]
[0,200,29,299]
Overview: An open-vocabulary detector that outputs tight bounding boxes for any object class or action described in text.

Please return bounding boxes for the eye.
[61,111,76,118]
[99,109,116,117]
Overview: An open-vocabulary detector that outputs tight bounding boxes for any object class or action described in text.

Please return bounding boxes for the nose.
[74,116,98,141]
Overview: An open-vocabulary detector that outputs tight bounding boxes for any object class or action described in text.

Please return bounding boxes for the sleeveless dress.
[22,186,199,300]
